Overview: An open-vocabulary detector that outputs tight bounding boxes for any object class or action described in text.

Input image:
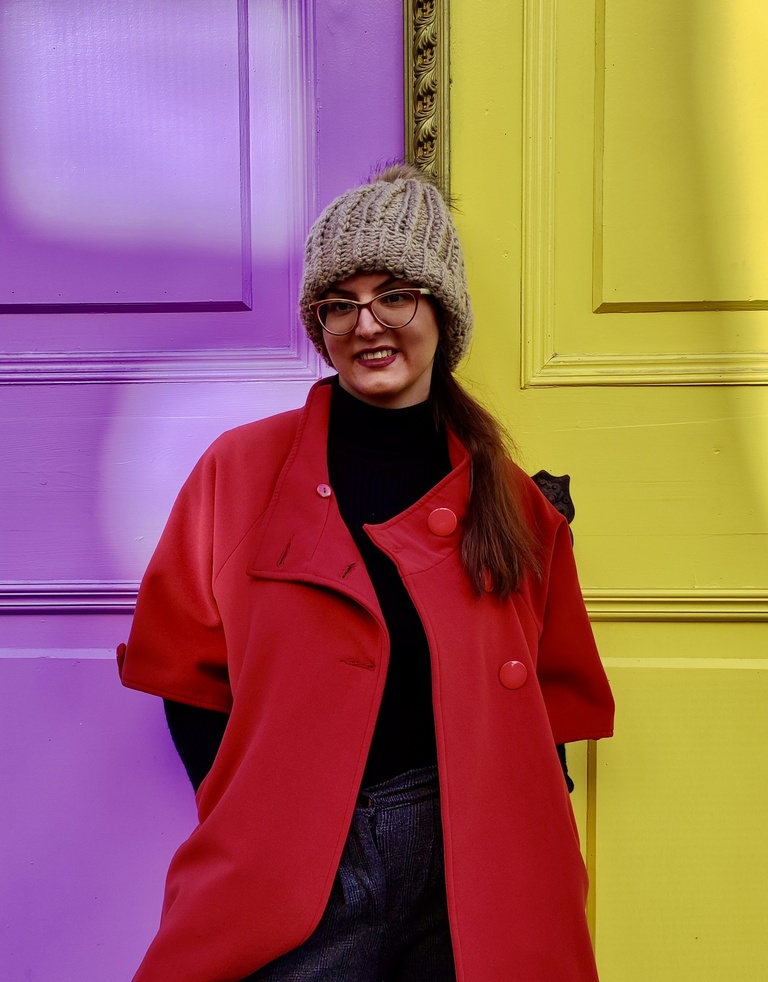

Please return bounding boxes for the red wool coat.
[118,378,614,982]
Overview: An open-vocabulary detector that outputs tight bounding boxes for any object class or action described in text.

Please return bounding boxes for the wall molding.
[520,350,768,387]
[0,343,320,384]
[404,0,450,191]
[4,581,767,620]
[520,0,768,387]
[0,581,139,613]
[584,588,768,622]
[521,0,557,389]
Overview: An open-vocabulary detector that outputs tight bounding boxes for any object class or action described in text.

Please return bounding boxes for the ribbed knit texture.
[327,379,452,786]
[300,169,473,371]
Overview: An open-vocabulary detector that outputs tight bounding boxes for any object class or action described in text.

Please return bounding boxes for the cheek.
[422,321,441,359]
[422,307,441,351]
[323,337,342,367]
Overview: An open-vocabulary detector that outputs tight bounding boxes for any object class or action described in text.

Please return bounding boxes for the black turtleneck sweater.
[327,380,452,785]
[163,379,572,792]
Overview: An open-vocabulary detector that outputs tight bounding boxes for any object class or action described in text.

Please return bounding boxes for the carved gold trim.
[404,0,450,191]
[584,589,768,622]
[521,0,768,387]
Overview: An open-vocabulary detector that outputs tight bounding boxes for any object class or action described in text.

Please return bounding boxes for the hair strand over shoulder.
[429,353,543,597]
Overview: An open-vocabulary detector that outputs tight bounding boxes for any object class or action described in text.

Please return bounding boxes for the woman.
[118,164,614,982]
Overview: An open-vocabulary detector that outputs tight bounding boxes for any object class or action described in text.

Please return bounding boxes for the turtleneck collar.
[328,376,441,457]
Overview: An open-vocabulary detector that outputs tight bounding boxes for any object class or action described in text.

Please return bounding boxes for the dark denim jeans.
[243,765,456,981]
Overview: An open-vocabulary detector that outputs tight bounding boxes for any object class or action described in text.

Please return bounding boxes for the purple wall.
[0,1,403,978]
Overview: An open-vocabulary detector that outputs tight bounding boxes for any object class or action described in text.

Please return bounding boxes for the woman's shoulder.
[203,380,331,464]
[204,404,306,461]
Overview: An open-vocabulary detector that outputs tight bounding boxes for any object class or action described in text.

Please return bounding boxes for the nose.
[355,304,386,339]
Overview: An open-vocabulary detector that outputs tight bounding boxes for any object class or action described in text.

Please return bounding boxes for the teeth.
[359,349,395,361]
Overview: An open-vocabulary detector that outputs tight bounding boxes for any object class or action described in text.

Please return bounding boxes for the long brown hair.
[429,352,542,597]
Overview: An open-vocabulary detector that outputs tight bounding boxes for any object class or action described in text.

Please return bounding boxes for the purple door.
[0,2,403,977]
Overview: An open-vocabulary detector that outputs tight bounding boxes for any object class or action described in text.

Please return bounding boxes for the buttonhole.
[277,537,293,567]
[340,657,375,671]
[341,562,357,579]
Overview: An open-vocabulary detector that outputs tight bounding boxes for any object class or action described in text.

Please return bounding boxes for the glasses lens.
[317,300,358,334]
[371,290,418,328]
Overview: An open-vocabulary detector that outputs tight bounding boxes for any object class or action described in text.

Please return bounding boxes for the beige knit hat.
[299,163,473,371]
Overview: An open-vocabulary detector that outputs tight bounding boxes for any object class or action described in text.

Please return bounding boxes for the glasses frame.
[309,288,433,335]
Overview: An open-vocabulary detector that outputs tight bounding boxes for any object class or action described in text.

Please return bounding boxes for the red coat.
[118,378,614,982]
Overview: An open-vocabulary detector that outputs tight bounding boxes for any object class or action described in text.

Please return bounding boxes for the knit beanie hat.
[299,163,473,371]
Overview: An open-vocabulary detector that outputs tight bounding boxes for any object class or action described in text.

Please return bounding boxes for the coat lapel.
[246,380,382,616]
[246,379,473,609]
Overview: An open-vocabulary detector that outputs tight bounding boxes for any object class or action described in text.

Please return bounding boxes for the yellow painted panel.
[591,620,768,662]
[568,738,589,846]
[601,0,768,303]
[516,386,768,588]
[517,0,768,376]
[595,660,768,980]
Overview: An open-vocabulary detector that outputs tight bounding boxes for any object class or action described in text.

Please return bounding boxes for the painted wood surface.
[0,1,404,979]
[450,0,768,977]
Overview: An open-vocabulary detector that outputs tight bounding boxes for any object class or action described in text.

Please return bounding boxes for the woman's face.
[321,271,440,409]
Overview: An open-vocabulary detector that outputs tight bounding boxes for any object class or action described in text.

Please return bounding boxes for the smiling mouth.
[358,349,397,361]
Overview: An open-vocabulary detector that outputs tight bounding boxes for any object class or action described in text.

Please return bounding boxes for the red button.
[316,483,332,498]
[427,507,457,536]
[499,660,528,689]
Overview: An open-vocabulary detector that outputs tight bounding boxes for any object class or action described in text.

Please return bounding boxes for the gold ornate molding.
[404,0,450,191]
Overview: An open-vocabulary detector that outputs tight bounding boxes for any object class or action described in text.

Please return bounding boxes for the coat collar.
[246,378,471,606]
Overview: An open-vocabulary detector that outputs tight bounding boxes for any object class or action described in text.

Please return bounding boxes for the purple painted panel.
[0,658,196,981]
[1,615,133,651]
[0,0,246,306]
[315,0,405,208]
[0,380,314,587]
[0,0,301,359]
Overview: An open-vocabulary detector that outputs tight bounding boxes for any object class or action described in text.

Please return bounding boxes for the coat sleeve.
[534,516,615,744]
[116,447,233,714]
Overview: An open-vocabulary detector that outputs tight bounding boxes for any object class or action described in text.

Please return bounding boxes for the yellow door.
[442,0,768,977]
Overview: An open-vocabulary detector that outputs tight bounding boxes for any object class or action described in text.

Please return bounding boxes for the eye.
[324,300,356,315]
[377,290,411,307]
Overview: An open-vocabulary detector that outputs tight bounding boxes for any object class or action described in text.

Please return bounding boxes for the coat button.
[427,507,457,536]
[499,660,528,689]
[316,483,332,498]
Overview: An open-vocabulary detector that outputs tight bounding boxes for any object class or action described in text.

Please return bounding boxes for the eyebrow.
[325,275,405,298]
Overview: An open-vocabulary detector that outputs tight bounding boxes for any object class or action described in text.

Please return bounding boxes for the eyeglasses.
[309,288,432,335]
